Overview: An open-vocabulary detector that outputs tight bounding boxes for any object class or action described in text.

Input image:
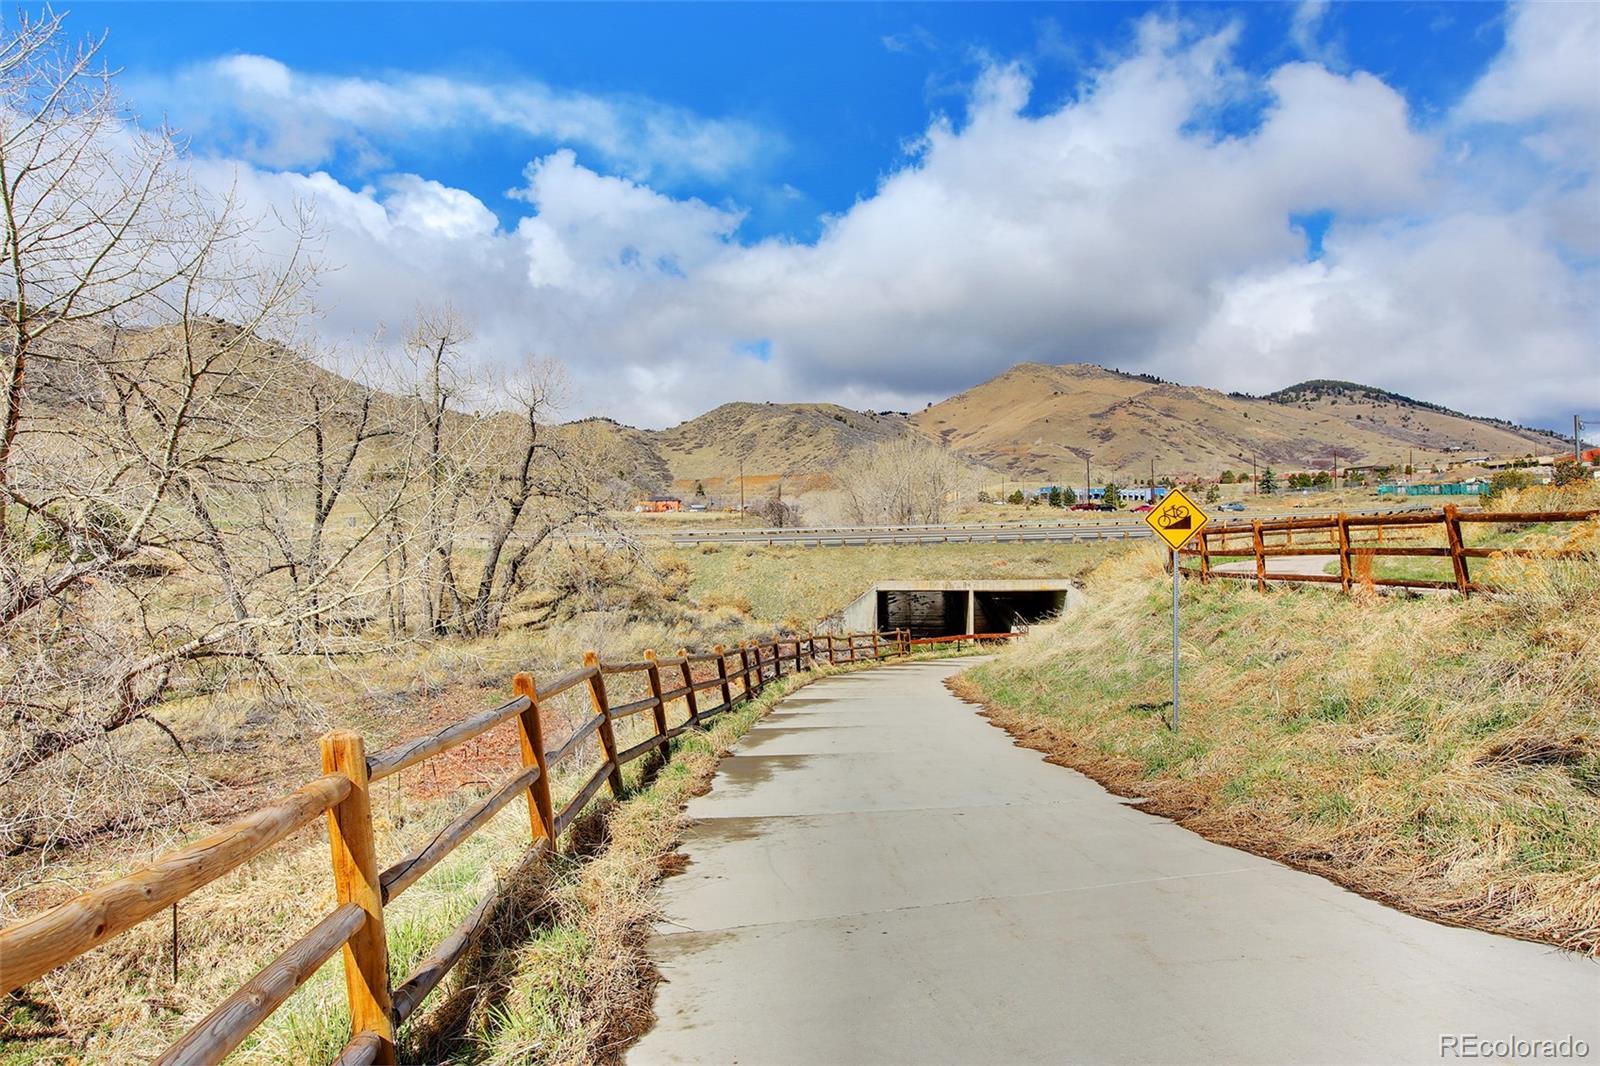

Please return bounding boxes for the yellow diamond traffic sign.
[1144,486,1210,550]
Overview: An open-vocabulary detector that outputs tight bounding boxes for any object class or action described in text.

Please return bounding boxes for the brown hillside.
[648,401,909,485]
[910,363,1568,481]
[549,417,673,489]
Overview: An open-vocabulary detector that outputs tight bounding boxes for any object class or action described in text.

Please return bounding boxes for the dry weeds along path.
[631,658,1598,1065]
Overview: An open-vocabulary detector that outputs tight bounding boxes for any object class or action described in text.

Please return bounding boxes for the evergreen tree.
[1260,467,1278,493]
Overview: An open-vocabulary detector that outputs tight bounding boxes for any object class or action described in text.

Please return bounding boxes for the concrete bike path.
[630,659,1599,1065]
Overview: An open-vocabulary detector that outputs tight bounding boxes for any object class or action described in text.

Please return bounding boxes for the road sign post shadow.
[1143,488,1210,731]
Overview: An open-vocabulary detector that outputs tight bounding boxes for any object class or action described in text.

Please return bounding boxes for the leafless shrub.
[834,435,979,525]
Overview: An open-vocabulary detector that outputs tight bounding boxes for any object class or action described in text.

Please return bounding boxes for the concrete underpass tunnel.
[842,580,1076,638]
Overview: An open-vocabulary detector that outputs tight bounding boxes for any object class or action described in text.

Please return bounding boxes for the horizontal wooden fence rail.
[1176,506,1597,597]
[0,624,983,1065]
[907,632,1022,647]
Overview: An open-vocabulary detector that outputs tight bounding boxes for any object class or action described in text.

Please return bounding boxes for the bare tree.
[0,13,356,850]
[750,492,803,529]
[257,346,409,651]
[0,15,632,853]
[0,10,232,537]
[835,436,977,525]
[467,372,623,634]
[400,305,475,634]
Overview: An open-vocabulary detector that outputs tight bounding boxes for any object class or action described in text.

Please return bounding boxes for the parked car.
[1132,504,1155,513]
[1068,502,1100,511]
[1219,501,1246,512]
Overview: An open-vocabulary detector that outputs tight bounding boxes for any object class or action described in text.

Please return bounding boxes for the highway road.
[630,505,1429,548]
[632,659,1600,1064]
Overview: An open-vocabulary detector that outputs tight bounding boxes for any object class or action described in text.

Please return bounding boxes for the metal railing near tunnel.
[0,626,989,1065]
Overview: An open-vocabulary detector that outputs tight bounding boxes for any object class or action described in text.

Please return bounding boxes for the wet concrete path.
[630,658,1599,1065]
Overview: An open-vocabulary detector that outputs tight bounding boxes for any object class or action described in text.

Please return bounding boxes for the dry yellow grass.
[957,498,1600,951]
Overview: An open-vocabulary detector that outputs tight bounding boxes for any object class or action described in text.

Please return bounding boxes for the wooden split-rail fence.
[0,627,1016,1065]
[1175,505,1598,596]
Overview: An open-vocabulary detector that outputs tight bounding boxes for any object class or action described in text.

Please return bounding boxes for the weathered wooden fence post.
[1336,514,1353,593]
[511,674,556,846]
[1443,505,1471,597]
[676,647,700,725]
[1252,520,1267,593]
[1198,532,1212,585]
[737,643,755,701]
[320,731,396,1065]
[714,645,733,709]
[582,652,627,798]
[643,651,669,755]
[871,630,881,659]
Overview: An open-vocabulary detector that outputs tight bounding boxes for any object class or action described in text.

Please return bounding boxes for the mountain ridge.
[903,362,1568,482]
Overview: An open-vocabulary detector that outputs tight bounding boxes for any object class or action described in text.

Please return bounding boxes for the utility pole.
[1578,415,1585,463]
[1084,454,1091,507]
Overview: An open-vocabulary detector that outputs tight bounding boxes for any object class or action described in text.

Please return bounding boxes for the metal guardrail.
[634,506,1436,548]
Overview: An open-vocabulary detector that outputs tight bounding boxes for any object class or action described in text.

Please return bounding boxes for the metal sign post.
[1171,547,1180,731]
[1143,487,1211,732]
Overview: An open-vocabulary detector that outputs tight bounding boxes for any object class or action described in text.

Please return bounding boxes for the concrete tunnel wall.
[836,579,1078,636]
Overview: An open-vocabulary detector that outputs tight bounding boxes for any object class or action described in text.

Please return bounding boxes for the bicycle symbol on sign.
[1158,504,1192,531]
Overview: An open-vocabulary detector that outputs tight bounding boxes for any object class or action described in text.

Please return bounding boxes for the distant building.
[1377,480,1486,497]
[1086,486,1171,503]
[635,496,683,513]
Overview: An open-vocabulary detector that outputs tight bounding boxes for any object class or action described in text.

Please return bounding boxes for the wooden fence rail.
[0,626,974,1065]
[1176,507,1597,596]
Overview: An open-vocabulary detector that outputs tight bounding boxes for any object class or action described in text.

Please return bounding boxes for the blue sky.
[66,2,1600,432]
[90,2,1505,239]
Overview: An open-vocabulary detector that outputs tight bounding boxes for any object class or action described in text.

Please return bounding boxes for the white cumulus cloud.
[135,55,779,184]
[169,7,1599,431]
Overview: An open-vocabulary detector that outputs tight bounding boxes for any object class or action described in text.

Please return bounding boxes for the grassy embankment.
[675,539,1112,631]
[956,486,1600,951]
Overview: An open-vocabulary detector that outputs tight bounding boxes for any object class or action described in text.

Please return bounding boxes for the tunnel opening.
[874,587,1068,638]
